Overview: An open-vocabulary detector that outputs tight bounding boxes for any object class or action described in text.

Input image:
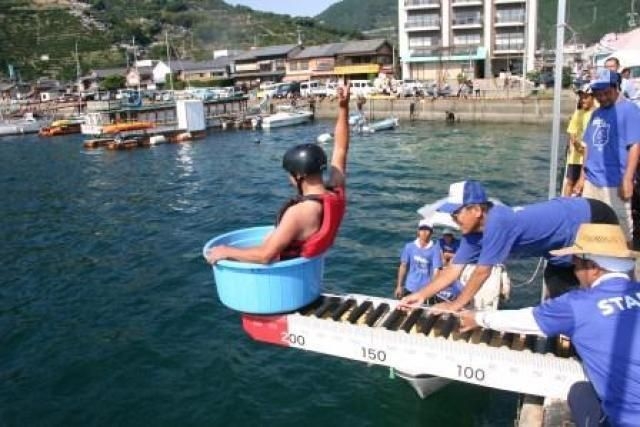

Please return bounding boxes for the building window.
[290,62,298,71]
[452,11,481,25]
[495,8,525,23]
[495,32,524,50]
[406,13,440,28]
[453,33,481,46]
[299,60,309,71]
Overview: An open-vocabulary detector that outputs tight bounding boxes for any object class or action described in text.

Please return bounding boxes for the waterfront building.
[333,39,394,80]
[398,0,537,81]
[174,57,235,84]
[285,39,394,82]
[232,44,302,87]
[285,43,342,82]
[79,67,127,92]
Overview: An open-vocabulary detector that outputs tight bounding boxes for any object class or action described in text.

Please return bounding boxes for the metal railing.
[405,18,441,28]
[494,42,525,51]
[409,47,443,56]
[405,0,440,6]
[452,16,482,25]
[495,13,525,24]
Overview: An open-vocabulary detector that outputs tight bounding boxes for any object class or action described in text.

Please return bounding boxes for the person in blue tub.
[205,83,351,264]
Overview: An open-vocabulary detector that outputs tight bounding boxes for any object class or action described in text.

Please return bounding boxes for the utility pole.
[165,31,174,91]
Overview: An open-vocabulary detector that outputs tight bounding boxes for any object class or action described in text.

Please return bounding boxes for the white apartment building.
[398,0,537,81]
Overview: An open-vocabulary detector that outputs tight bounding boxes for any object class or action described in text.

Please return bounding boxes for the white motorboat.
[361,117,399,133]
[348,112,365,126]
[258,107,313,129]
[0,113,48,136]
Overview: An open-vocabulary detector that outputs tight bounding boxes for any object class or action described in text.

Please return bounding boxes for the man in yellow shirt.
[564,85,596,196]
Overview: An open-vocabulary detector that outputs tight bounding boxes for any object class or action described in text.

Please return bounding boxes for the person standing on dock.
[563,85,596,196]
[394,219,442,299]
[574,69,640,244]
[458,224,640,427]
[399,180,619,312]
[205,82,351,264]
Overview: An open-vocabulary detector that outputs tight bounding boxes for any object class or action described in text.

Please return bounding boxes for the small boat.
[361,117,399,133]
[0,113,49,136]
[316,132,333,143]
[81,112,155,136]
[39,118,84,137]
[348,112,365,126]
[259,107,313,129]
[101,121,154,134]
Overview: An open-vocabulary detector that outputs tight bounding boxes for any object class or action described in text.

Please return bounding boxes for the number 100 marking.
[457,365,485,382]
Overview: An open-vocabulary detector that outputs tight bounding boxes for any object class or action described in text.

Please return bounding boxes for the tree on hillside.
[101,75,126,91]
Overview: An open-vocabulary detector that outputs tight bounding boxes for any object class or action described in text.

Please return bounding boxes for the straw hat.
[550,224,640,258]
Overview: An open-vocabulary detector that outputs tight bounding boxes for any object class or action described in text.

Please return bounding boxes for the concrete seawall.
[311,96,576,125]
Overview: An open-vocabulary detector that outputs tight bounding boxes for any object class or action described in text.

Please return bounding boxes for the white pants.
[582,180,633,242]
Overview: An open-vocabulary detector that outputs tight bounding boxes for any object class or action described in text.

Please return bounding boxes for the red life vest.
[277,187,346,260]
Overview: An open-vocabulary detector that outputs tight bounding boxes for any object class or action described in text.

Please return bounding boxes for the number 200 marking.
[281,332,305,346]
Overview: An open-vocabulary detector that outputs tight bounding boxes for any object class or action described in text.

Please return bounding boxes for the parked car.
[325,82,338,97]
[300,80,321,97]
[397,80,423,97]
[275,82,300,98]
[257,82,281,99]
[349,80,375,97]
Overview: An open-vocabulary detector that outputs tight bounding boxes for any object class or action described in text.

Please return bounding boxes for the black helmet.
[282,143,327,176]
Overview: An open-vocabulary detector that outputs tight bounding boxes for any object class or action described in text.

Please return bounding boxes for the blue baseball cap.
[437,180,490,214]
[590,69,620,91]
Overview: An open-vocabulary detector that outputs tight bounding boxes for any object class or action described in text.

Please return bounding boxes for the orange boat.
[39,122,82,137]
[102,121,155,134]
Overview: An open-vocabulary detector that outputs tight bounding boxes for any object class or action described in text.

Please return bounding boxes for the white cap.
[418,219,433,230]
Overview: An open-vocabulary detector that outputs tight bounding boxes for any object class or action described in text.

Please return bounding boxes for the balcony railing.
[405,18,441,28]
[409,47,443,57]
[405,0,440,7]
[451,45,480,55]
[494,42,525,51]
[495,14,525,24]
[451,0,482,5]
[452,16,482,26]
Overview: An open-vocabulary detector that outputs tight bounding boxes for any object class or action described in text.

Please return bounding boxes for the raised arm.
[328,82,350,189]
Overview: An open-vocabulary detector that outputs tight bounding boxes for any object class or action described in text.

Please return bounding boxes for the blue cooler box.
[203,226,324,314]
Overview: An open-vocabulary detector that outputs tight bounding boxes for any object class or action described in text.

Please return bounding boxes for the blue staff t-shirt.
[453,198,591,268]
[583,99,640,187]
[532,276,640,427]
[400,240,443,293]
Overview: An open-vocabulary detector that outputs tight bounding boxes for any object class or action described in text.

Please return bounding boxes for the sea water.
[0,120,556,426]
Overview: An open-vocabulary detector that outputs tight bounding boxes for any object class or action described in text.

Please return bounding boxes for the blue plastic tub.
[203,226,324,314]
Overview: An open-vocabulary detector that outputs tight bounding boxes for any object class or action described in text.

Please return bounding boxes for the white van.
[349,80,375,97]
[300,80,320,97]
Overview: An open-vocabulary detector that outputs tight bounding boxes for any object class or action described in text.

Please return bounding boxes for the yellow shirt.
[566,107,595,165]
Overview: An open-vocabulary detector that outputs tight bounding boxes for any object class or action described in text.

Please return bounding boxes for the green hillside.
[316,0,397,32]
[0,0,360,81]
[537,0,633,48]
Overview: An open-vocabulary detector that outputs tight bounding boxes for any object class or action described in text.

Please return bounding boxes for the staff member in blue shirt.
[459,223,640,427]
[574,69,640,243]
[400,180,619,312]
[394,219,443,298]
